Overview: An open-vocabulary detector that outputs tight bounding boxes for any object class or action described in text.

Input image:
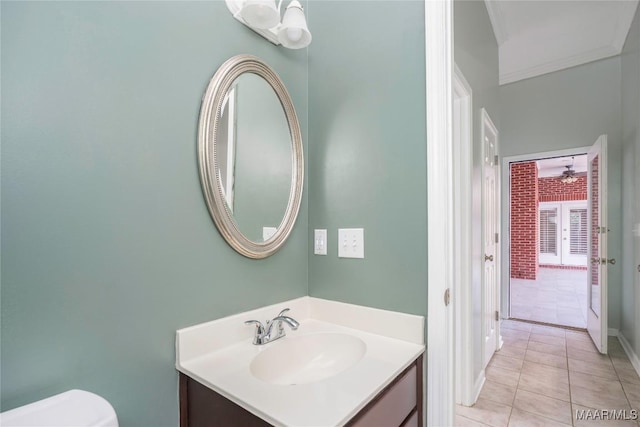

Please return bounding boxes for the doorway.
[509,154,589,329]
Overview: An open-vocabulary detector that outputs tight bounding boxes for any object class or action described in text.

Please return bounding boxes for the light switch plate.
[314,229,327,255]
[263,227,277,241]
[338,228,364,259]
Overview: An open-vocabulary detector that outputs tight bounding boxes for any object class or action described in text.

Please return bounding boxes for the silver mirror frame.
[198,54,304,259]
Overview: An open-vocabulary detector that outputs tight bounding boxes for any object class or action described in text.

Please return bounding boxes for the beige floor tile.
[567,346,611,364]
[567,338,598,353]
[486,365,521,388]
[512,389,572,424]
[570,382,630,410]
[499,343,527,360]
[518,372,571,401]
[528,333,565,347]
[490,354,524,372]
[572,403,639,427]
[622,381,640,409]
[616,365,640,385]
[521,361,569,382]
[503,336,529,349]
[570,370,626,393]
[568,357,618,379]
[565,330,591,341]
[524,349,567,369]
[531,325,566,338]
[502,328,531,341]
[455,413,492,426]
[527,341,566,356]
[508,407,571,427]
[479,379,518,406]
[455,397,512,427]
[502,320,533,332]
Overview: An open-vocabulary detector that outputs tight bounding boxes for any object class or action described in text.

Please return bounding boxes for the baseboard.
[472,370,486,404]
[617,332,640,378]
[609,328,619,336]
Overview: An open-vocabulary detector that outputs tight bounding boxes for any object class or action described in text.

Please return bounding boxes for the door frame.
[500,147,591,319]
[425,0,453,424]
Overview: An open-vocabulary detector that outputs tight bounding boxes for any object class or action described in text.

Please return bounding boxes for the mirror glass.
[216,74,292,242]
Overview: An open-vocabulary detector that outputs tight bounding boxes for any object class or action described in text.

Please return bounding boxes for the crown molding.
[499,44,619,86]
[611,1,639,52]
[484,0,507,45]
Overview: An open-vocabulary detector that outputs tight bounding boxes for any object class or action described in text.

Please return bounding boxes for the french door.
[539,201,588,267]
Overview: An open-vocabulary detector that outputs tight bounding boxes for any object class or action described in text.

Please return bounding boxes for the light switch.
[263,227,277,241]
[338,228,364,259]
[314,229,327,255]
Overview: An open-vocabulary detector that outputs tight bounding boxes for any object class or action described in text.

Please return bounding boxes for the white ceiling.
[485,0,639,85]
[536,155,588,178]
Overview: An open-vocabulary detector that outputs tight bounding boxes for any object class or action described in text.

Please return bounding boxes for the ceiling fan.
[558,157,586,183]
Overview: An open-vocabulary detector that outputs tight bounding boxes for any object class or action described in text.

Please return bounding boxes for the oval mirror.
[198,55,304,259]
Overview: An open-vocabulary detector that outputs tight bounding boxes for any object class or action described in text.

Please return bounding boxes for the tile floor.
[455,319,640,426]
[510,268,588,328]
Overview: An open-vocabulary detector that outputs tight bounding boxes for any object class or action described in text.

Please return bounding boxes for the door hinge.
[444,288,451,306]
[495,311,499,321]
[495,232,499,243]
[494,155,499,165]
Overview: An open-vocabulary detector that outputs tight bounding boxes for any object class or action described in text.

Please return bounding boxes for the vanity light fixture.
[225,0,312,49]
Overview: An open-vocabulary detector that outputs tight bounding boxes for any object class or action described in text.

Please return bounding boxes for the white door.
[587,135,608,353]
[482,109,499,367]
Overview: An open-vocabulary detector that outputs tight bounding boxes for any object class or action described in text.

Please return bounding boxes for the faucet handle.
[244,319,265,334]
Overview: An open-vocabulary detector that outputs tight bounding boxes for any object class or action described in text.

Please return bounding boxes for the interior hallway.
[510,268,588,329]
[455,319,640,426]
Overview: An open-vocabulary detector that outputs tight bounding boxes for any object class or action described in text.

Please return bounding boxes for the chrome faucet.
[245,308,299,345]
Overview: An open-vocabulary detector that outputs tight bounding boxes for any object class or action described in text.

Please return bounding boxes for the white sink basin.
[250,333,367,385]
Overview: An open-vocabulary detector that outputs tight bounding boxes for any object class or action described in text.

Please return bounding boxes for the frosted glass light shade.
[241,0,280,29]
[277,1,311,49]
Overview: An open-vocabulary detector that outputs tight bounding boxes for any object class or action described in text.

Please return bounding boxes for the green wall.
[499,57,623,331]
[306,1,427,317]
[453,0,500,381]
[621,3,640,355]
[1,2,308,425]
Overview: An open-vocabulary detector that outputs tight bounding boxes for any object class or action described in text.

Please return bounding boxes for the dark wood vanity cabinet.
[179,354,423,427]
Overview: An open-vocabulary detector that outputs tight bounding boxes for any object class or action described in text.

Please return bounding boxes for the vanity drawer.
[348,363,419,427]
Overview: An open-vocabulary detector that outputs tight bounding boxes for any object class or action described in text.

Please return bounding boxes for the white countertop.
[176,297,425,427]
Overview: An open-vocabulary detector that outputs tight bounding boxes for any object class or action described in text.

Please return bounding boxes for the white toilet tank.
[0,389,119,427]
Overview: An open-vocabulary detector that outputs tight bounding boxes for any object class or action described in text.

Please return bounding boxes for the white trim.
[500,45,619,86]
[618,332,640,378]
[453,64,475,407]
[473,370,486,404]
[608,328,619,337]
[426,0,453,425]
[501,146,591,319]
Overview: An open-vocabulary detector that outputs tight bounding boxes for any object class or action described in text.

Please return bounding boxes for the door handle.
[591,257,600,264]
[485,254,494,262]
[607,258,616,265]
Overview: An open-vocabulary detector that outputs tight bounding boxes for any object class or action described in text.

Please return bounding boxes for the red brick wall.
[538,176,587,202]
[510,162,538,280]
